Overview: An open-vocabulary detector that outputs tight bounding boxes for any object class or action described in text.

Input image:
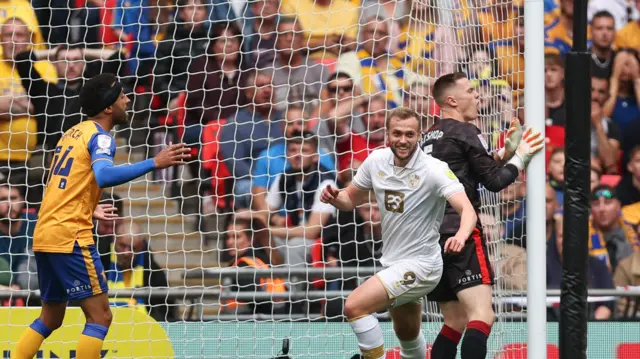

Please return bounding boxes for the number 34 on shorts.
[375,259,443,307]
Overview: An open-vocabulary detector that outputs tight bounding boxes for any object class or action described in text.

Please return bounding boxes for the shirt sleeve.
[464,133,520,192]
[606,119,622,143]
[351,152,374,190]
[312,179,339,214]
[432,160,465,199]
[88,132,117,165]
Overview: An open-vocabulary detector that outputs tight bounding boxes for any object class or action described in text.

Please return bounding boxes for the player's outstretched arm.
[443,191,478,253]
[92,142,191,188]
[320,183,370,211]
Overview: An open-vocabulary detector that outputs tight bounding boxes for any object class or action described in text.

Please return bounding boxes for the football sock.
[76,323,109,359]
[431,324,462,359]
[460,320,491,359]
[399,334,426,359]
[349,315,385,359]
[12,318,53,359]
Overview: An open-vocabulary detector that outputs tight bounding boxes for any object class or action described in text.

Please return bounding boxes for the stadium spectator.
[185,21,248,127]
[614,0,640,51]
[321,195,382,317]
[220,69,282,209]
[547,147,565,206]
[333,94,387,183]
[240,0,280,69]
[544,0,591,57]
[313,71,366,152]
[397,0,460,77]
[265,132,336,266]
[477,0,519,43]
[603,50,640,131]
[153,0,211,114]
[15,46,124,149]
[0,17,54,177]
[493,6,525,96]
[590,78,622,174]
[272,17,330,111]
[589,184,639,272]
[250,105,335,225]
[280,0,359,60]
[183,21,248,183]
[0,0,45,49]
[617,145,640,205]
[547,205,615,321]
[221,216,287,315]
[360,0,404,55]
[112,0,156,79]
[500,177,527,248]
[403,75,436,131]
[0,177,35,281]
[34,0,104,47]
[336,15,406,107]
[544,54,566,126]
[613,248,640,318]
[588,0,639,31]
[590,11,617,79]
[109,222,175,322]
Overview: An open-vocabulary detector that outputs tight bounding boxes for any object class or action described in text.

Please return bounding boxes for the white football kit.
[351,147,465,306]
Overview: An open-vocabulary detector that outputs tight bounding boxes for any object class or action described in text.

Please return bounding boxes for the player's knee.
[86,307,113,328]
[467,306,495,327]
[443,312,468,333]
[344,297,367,320]
[40,315,64,332]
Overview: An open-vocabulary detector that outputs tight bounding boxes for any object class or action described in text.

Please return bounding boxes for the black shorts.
[428,228,494,303]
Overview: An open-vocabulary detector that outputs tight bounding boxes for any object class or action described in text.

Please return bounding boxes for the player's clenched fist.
[444,234,466,253]
[153,142,192,169]
[320,185,340,204]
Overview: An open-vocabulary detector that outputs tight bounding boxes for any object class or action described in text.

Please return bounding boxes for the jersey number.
[47,146,75,189]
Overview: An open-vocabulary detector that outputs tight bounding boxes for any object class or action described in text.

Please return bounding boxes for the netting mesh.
[0,0,533,358]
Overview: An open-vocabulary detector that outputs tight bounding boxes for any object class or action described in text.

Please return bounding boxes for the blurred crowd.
[0,0,637,321]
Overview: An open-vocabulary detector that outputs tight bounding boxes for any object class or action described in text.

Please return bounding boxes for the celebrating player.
[12,73,190,359]
[321,108,478,359]
[420,72,544,359]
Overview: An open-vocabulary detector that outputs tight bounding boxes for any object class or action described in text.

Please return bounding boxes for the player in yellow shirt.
[11,73,191,359]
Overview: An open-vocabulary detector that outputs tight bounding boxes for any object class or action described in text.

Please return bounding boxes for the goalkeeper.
[11,74,190,359]
[420,72,544,359]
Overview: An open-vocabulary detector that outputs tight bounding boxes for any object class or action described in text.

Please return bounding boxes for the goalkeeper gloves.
[508,126,545,171]
[496,118,523,160]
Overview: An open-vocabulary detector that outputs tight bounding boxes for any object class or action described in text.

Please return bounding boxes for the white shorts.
[375,258,443,308]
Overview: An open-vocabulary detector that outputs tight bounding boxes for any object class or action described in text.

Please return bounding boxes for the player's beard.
[112,105,129,125]
[390,142,417,162]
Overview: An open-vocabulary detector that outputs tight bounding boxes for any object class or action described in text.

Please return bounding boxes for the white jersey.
[351,147,465,267]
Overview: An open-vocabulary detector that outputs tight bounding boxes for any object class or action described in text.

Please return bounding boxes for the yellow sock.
[76,334,104,359]
[76,323,109,359]
[12,319,51,359]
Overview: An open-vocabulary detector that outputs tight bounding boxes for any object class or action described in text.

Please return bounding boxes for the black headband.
[83,82,123,117]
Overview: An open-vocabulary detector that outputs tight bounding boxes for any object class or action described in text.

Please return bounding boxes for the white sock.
[349,315,385,359]
[399,334,426,359]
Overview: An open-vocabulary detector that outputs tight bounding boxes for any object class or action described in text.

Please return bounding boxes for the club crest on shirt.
[477,134,490,154]
[377,171,386,179]
[408,173,420,189]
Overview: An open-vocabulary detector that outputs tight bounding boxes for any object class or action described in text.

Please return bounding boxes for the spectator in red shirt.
[334,94,387,183]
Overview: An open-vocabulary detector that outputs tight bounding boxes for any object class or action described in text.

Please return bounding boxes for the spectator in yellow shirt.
[477,0,522,43]
[615,0,640,52]
[0,16,56,175]
[280,0,360,60]
[544,0,592,56]
[492,7,525,97]
[0,0,45,56]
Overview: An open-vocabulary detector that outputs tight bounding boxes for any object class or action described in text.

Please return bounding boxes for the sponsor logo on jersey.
[96,134,112,155]
[423,130,444,142]
[377,171,386,179]
[458,271,482,285]
[384,190,405,213]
